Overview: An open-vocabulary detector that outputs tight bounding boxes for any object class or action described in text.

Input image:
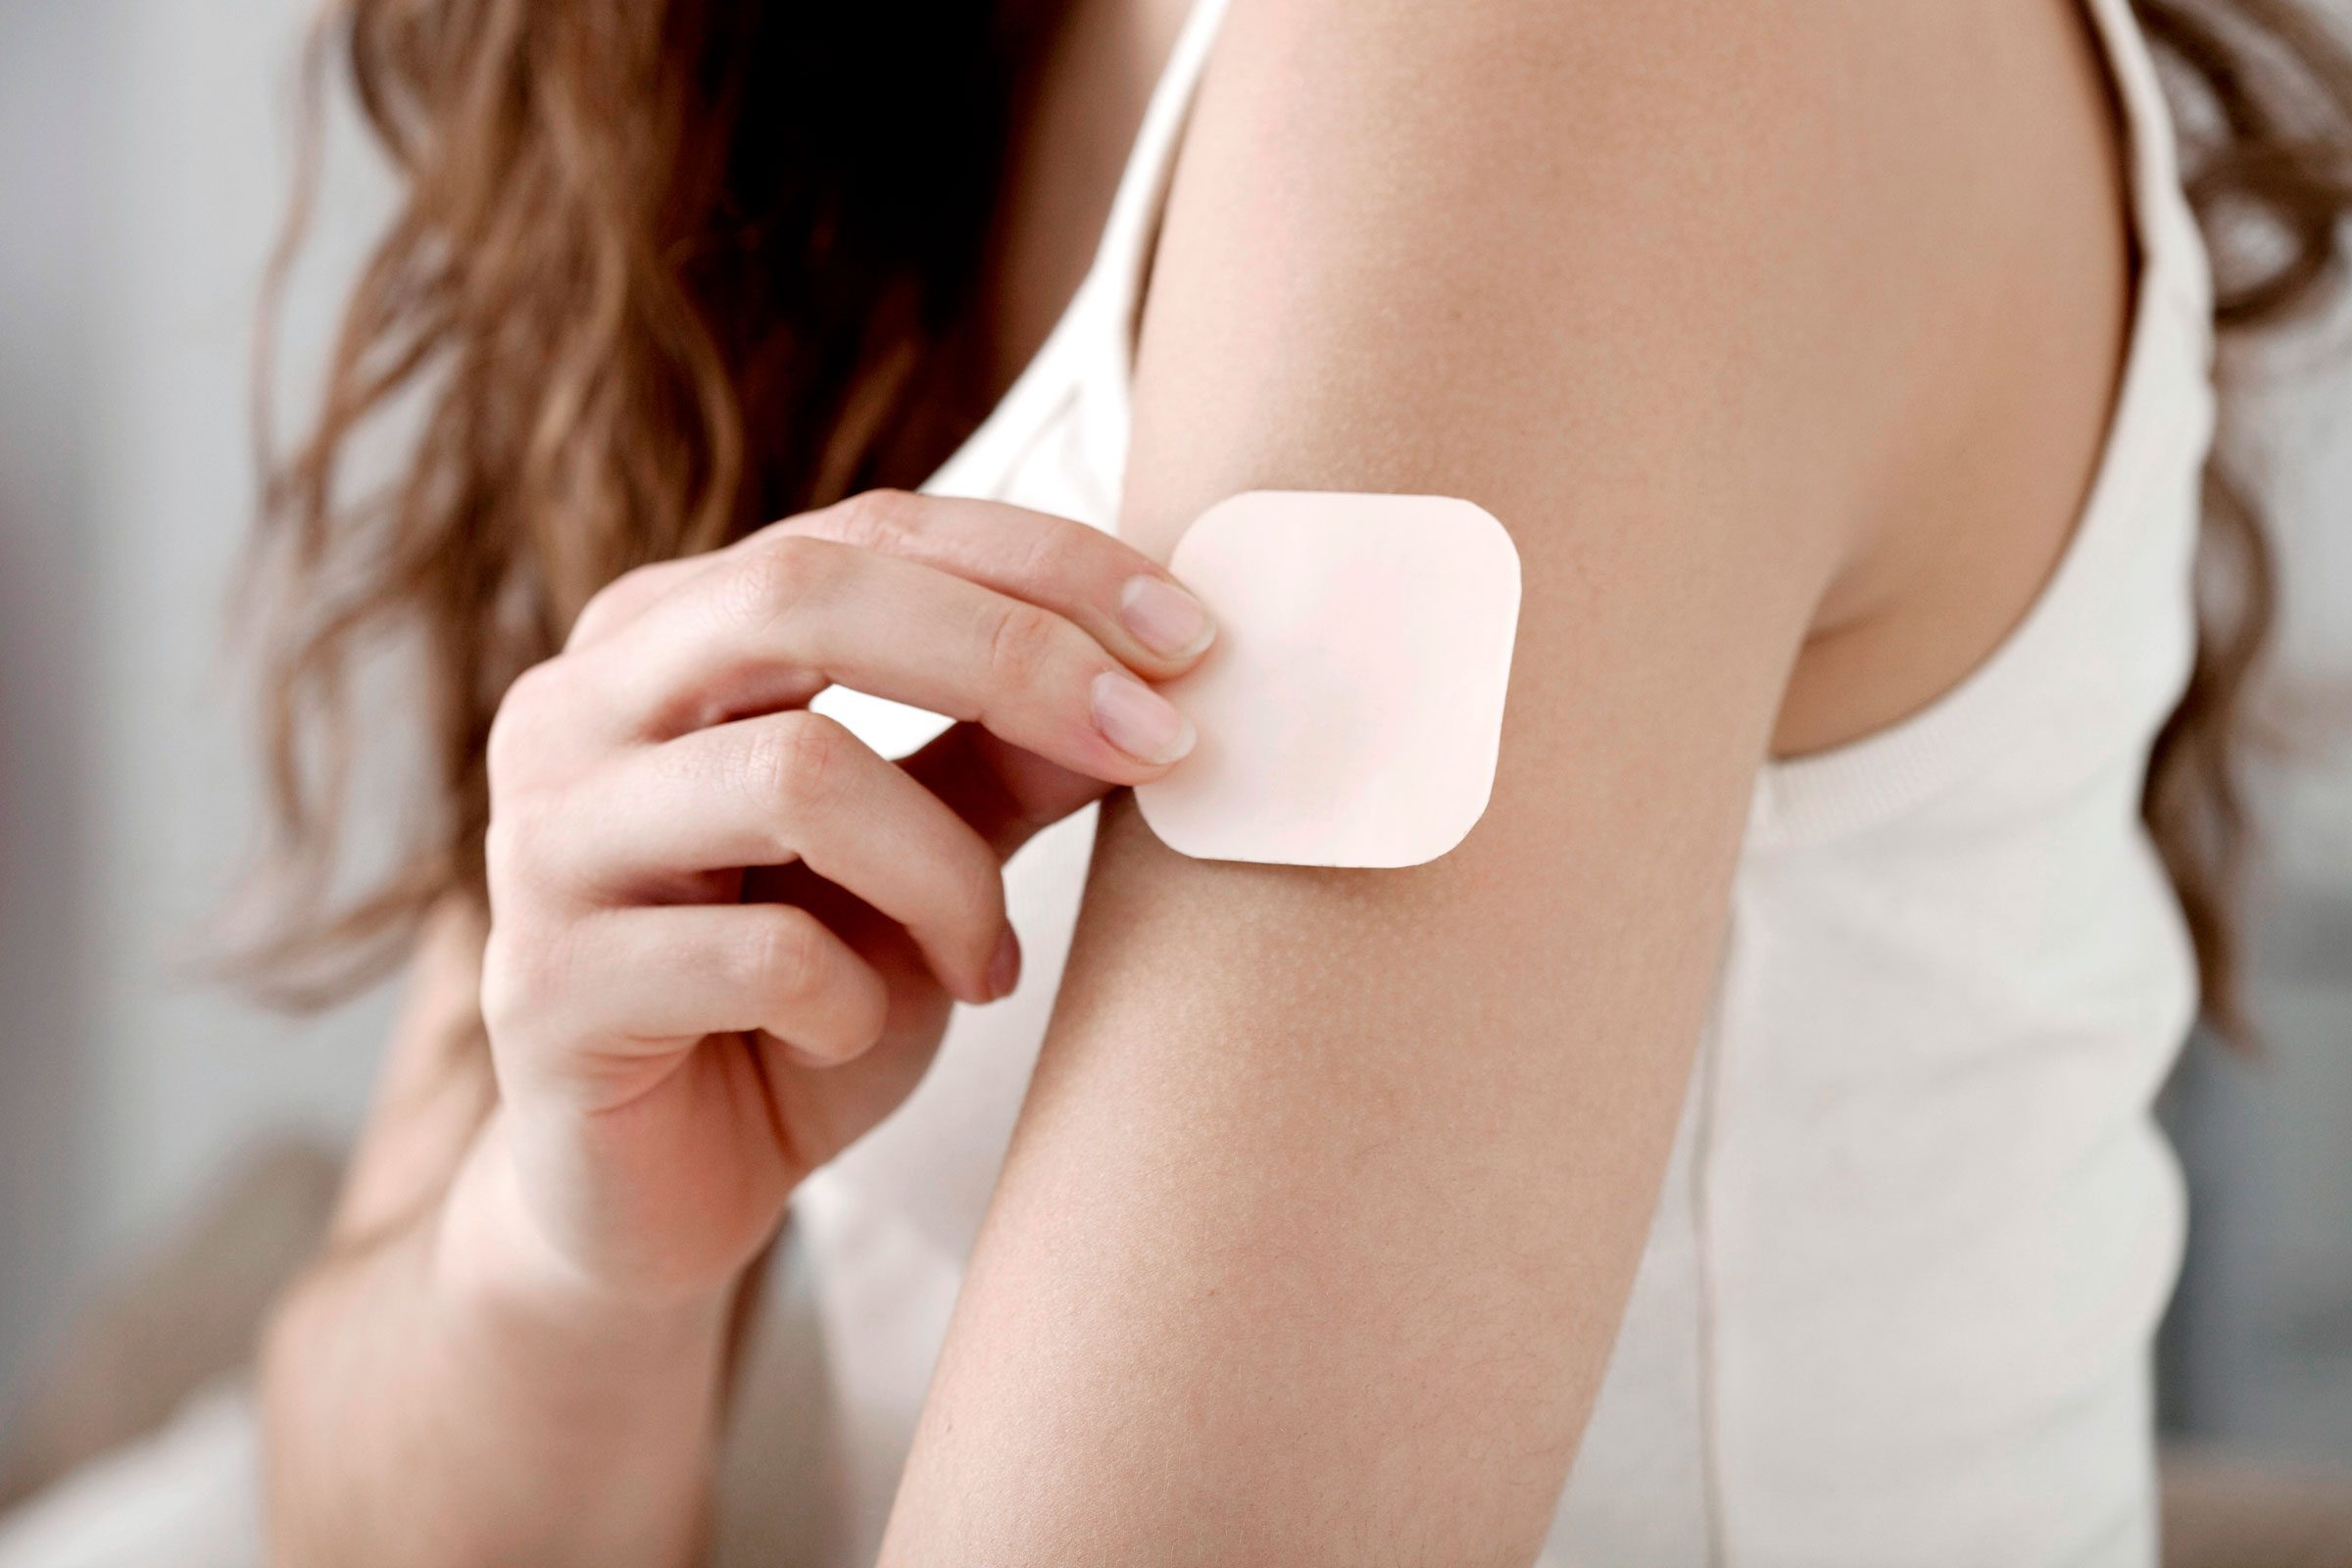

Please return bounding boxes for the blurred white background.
[0,0,2346,1476]
[0,0,399,1409]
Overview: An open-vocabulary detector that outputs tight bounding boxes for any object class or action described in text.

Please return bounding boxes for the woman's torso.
[739,1,2219,1561]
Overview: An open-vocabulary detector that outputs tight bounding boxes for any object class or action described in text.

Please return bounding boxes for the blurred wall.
[0,0,107,1405]
[2158,347,2352,1460]
[0,0,398,1416]
[0,0,2346,1467]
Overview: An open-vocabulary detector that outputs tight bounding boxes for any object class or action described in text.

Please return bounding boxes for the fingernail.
[1118,575,1214,660]
[1091,670,1196,765]
[987,926,1022,1002]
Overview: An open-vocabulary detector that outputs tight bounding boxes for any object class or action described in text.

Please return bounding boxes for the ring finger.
[548,710,1010,1004]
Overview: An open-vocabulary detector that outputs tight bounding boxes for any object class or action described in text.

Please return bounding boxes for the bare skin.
[887,0,2130,1557]
[261,0,2131,1562]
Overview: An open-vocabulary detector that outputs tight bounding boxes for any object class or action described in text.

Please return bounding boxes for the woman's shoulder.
[1140,0,2098,552]
[1176,0,2138,759]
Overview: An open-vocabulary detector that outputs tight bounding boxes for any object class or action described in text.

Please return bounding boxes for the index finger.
[773,490,1218,679]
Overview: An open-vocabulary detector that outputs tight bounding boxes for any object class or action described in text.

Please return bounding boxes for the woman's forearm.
[259,1124,733,1568]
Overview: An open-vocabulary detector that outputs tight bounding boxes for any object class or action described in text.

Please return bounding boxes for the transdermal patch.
[1133,491,1521,868]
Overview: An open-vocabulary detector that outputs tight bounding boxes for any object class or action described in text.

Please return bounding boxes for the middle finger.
[573,536,1198,783]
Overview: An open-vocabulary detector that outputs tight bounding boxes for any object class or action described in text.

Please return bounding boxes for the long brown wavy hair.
[238,0,2351,1044]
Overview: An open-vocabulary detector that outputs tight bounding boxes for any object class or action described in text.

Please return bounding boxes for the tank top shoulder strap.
[1748,0,2221,848]
[1068,0,1231,493]
[923,0,1232,504]
[2084,0,2215,322]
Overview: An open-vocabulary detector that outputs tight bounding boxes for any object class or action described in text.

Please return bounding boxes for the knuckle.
[950,862,1009,955]
[744,908,826,1004]
[729,535,840,626]
[478,919,569,1041]
[827,488,922,551]
[481,795,583,908]
[485,660,567,786]
[1012,517,1089,587]
[567,567,647,648]
[745,711,848,815]
[481,811,519,888]
[480,800,545,890]
[838,996,889,1061]
[984,600,1065,692]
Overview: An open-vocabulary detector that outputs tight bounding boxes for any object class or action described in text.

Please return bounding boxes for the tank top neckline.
[922,0,2215,853]
[920,0,1231,507]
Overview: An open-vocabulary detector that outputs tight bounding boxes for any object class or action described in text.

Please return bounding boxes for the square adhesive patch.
[1134,491,1521,868]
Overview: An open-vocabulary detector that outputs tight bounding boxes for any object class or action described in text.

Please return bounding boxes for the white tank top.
[755,1,2221,1562]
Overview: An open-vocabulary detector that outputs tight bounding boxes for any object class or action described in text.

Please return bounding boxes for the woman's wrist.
[379,1118,736,1567]
[432,1110,737,1370]
[263,1125,735,1568]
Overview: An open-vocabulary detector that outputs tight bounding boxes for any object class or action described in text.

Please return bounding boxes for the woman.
[242,0,2349,1562]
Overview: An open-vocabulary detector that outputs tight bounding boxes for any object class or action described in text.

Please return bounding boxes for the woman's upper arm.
[883,1,1953,1557]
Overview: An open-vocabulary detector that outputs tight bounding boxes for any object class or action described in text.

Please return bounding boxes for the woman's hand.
[263,492,1214,1568]
[451,489,1215,1317]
